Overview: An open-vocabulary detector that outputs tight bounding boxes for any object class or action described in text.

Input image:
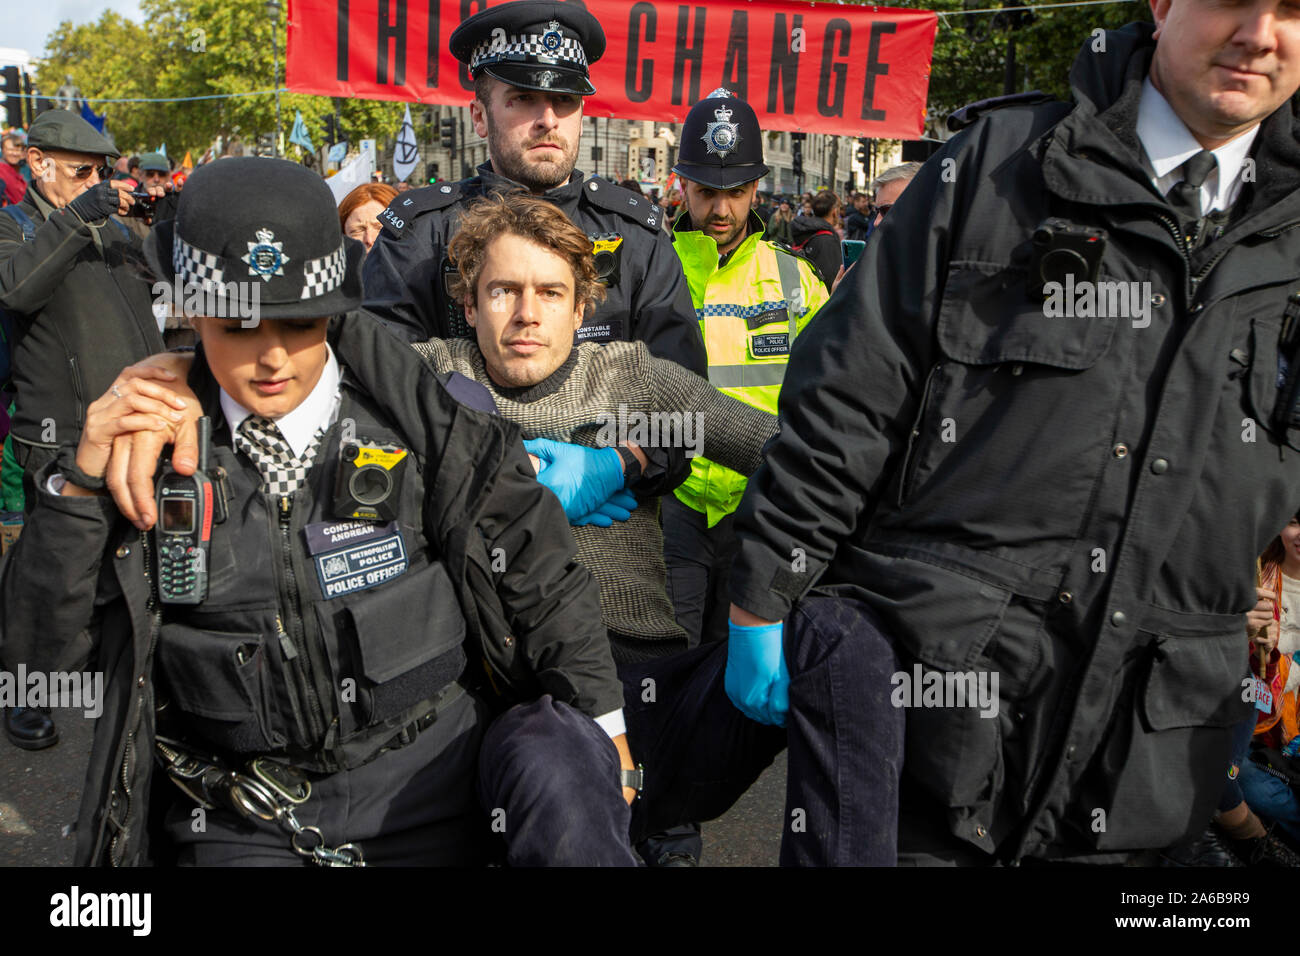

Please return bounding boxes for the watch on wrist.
[55,444,106,491]
[620,765,645,796]
[614,444,642,483]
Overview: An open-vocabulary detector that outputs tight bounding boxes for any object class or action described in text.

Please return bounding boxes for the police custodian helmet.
[672,89,770,190]
[449,0,606,97]
[142,157,366,319]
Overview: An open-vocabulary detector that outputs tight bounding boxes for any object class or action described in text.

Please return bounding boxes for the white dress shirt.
[1137,77,1259,214]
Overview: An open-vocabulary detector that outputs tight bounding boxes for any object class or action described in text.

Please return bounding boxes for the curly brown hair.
[447,193,607,317]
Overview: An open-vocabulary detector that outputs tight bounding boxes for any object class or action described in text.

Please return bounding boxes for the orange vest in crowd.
[1254,564,1299,747]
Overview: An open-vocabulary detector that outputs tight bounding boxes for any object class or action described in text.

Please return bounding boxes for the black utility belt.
[154,683,466,866]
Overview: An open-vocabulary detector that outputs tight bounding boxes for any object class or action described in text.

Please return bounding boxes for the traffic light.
[323,114,340,145]
[1,67,22,129]
[256,133,274,157]
[790,133,804,181]
[856,138,869,166]
[439,117,456,150]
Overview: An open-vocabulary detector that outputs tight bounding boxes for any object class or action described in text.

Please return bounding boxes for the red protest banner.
[286,0,937,139]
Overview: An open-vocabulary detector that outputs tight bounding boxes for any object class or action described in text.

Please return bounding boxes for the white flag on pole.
[393,105,418,183]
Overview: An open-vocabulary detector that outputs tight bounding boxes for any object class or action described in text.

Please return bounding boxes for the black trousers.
[479,595,905,866]
[661,494,737,648]
[162,688,498,866]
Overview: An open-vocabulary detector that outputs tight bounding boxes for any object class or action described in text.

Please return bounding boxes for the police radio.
[154,417,218,604]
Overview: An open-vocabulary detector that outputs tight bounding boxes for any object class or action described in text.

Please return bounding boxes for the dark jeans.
[662,494,737,648]
[478,594,905,866]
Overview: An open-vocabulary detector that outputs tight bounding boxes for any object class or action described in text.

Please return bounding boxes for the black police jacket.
[362,163,707,376]
[731,22,1300,861]
[0,183,165,448]
[0,313,620,866]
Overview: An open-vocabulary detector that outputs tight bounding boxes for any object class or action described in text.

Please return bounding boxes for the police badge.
[242,228,289,281]
[702,101,740,160]
[541,19,563,51]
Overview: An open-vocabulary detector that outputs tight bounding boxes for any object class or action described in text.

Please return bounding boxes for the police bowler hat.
[672,89,770,191]
[143,157,365,320]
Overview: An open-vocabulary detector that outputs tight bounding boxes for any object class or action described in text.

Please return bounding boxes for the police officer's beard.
[489,125,578,192]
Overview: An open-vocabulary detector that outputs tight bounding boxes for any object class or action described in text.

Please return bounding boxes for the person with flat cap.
[0,109,163,753]
[362,0,706,377]
[0,156,632,866]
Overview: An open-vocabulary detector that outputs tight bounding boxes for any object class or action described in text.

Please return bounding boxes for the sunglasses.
[873,203,894,220]
[45,157,110,181]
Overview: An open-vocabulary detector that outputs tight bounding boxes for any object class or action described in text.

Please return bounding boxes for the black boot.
[4,706,59,750]
[1226,823,1300,867]
[1159,824,1244,867]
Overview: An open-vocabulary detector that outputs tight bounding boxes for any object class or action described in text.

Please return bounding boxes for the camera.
[1027,218,1106,297]
[125,188,159,221]
[333,439,409,522]
[590,233,623,288]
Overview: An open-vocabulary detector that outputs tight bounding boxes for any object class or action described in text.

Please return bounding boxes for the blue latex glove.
[524,438,626,522]
[725,620,789,727]
[573,489,638,528]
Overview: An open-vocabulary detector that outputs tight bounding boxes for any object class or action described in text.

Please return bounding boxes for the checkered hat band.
[172,235,226,290]
[470,32,588,71]
[301,243,347,300]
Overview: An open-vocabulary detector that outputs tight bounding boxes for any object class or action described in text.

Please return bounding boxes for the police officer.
[362,0,706,377]
[644,90,828,867]
[0,157,633,866]
[726,9,1300,864]
[663,90,828,650]
[0,110,163,753]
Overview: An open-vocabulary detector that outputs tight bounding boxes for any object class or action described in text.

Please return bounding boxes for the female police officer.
[0,157,629,866]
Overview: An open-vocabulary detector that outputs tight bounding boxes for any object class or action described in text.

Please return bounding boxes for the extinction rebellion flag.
[286,0,938,139]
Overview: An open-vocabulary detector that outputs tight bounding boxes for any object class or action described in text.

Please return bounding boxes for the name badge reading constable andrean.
[305,520,408,598]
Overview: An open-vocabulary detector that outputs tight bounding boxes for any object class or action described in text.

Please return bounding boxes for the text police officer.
[362,0,707,376]
[0,158,630,865]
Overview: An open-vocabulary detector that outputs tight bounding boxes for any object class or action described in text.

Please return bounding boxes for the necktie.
[1165,149,1218,228]
[233,416,326,496]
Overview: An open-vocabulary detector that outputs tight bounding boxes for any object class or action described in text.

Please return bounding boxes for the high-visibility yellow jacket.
[672,212,829,526]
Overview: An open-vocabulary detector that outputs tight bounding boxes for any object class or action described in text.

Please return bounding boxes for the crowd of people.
[1,0,1300,871]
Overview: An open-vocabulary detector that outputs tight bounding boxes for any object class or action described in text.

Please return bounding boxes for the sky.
[2,0,144,63]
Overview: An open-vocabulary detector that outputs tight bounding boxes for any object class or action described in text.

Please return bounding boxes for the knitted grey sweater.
[411,338,775,646]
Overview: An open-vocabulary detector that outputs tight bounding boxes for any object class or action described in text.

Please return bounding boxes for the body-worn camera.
[126,189,159,221]
[333,440,409,522]
[590,233,623,288]
[1027,218,1107,298]
[155,417,225,604]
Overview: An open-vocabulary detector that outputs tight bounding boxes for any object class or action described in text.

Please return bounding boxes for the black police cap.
[143,158,365,320]
[672,89,770,191]
[449,0,605,97]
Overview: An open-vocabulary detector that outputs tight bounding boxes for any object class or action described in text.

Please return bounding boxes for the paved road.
[0,709,785,867]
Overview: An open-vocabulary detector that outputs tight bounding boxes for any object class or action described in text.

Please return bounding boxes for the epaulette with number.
[947,91,1058,133]
[580,176,665,232]
[378,181,465,236]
